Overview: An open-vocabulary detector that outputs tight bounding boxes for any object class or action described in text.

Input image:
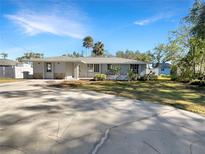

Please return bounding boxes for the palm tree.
[83,36,94,48]
[83,36,94,56]
[93,41,104,56]
[0,53,8,59]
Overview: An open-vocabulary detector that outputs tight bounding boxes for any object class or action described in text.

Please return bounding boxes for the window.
[46,62,52,72]
[130,64,138,73]
[107,64,112,70]
[87,64,93,72]
[94,64,99,72]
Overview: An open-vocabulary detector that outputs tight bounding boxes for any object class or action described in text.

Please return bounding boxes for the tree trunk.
[193,46,196,78]
[199,52,205,77]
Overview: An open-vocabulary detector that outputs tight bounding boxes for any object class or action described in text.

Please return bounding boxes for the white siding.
[54,62,66,73]
[139,64,147,76]
[65,62,74,77]
[33,62,43,73]
[73,63,79,79]
[101,64,107,74]
[79,63,87,77]
[120,64,129,75]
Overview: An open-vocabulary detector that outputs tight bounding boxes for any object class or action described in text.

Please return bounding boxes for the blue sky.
[0,0,194,59]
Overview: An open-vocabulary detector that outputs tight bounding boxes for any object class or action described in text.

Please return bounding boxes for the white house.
[31,56,149,80]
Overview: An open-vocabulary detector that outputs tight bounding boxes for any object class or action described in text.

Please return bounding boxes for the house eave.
[29,59,82,63]
[29,57,149,65]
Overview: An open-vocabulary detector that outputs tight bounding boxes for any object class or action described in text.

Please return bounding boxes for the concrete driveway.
[0,80,205,154]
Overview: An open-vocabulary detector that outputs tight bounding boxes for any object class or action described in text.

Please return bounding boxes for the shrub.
[127,69,138,81]
[54,73,65,79]
[139,74,158,81]
[171,74,178,81]
[177,77,190,83]
[33,73,43,79]
[149,74,158,81]
[173,75,191,82]
[190,79,205,86]
[94,74,107,81]
[197,74,205,80]
[107,66,121,75]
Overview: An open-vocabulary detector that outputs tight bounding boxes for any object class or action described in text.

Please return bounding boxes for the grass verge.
[51,80,205,115]
[0,78,18,83]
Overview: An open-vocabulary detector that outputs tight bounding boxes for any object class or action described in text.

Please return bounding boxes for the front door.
[45,62,53,79]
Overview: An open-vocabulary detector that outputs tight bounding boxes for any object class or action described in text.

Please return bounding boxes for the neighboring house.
[30,56,149,80]
[0,59,33,78]
[159,63,171,75]
[150,63,171,75]
[0,59,16,78]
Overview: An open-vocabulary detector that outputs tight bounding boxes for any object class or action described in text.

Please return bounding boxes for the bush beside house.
[94,74,107,81]
[33,73,43,79]
[127,69,138,81]
[139,74,158,81]
[54,73,66,79]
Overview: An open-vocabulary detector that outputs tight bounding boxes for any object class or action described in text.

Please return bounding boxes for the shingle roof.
[0,59,16,66]
[30,56,81,62]
[79,57,147,64]
[30,56,148,64]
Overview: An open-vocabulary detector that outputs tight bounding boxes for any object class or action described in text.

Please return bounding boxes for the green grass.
[157,75,171,81]
[58,80,205,115]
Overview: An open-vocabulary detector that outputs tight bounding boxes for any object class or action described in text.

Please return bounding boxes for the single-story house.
[0,59,16,78]
[30,56,149,80]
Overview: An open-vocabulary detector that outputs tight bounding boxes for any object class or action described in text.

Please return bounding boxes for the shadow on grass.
[47,80,205,115]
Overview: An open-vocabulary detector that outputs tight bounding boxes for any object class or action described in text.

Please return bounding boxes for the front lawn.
[54,80,205,115]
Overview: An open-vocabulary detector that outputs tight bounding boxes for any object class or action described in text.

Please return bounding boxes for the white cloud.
[134,13,173,26]
[5,9,88,39]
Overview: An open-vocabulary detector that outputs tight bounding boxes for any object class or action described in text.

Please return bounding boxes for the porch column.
[74,63,79,79]
[51,62,54,79]
[138,65,141,76]
[3,66,5,77]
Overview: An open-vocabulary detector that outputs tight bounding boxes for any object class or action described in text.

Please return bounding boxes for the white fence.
[15,65,33,79]
[146,68,160,75]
